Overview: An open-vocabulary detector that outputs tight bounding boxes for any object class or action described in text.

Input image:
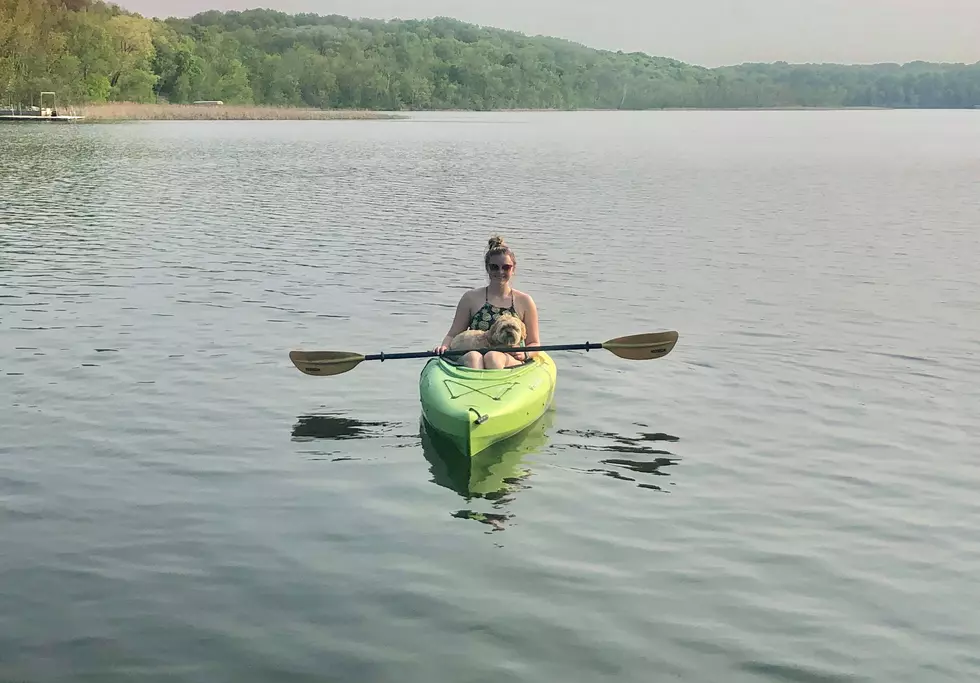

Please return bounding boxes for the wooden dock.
[0,112,85,122]
[0,91,84,122]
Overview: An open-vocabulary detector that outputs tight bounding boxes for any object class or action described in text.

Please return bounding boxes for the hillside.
[2,1,980,110]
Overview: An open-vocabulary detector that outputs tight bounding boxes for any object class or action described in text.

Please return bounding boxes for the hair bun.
[487,235,506,251]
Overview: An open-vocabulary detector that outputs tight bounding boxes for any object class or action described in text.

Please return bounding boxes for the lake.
[2,110,978,682]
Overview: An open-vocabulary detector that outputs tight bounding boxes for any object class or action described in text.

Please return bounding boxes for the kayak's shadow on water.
[291,413,394,440]
[419,407,557,532]
[289,412,413,460]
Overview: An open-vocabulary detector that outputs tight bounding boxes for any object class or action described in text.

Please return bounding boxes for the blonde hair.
[484,234,516,268]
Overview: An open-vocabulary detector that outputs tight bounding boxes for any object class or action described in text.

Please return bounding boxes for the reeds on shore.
[77,102,401,121]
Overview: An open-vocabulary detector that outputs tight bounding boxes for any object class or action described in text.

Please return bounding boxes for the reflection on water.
[286,408,560,531]
[3,115,979,682]
[555,427,682,492]
[420,408,557,531]
[291,413,395,441]
[289,412,411,461]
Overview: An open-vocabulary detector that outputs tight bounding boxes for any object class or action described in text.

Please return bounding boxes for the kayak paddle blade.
[602,331,679,360]
[289,350,365,376]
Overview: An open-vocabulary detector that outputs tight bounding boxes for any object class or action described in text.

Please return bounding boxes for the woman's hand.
[434,343,449,355]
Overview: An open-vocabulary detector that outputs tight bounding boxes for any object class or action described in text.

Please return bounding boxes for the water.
[2,111,979,682]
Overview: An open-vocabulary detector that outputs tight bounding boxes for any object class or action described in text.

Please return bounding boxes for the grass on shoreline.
[77,102,402,121]
[66,102,901,122]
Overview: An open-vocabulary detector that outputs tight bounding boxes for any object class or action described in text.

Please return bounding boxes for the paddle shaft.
[288,331,678,376]
[366,342,603,362]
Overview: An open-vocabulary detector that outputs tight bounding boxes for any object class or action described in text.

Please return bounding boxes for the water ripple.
[1,113,979,682]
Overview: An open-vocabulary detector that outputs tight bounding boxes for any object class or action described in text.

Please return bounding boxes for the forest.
[3,0,980,110]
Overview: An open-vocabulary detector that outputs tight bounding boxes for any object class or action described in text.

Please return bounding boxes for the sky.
[116,0,980,67]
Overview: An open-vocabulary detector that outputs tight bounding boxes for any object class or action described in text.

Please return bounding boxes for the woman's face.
[486,254,515,284]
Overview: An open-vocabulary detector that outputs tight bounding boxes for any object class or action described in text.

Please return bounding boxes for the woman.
[434,235,541,369]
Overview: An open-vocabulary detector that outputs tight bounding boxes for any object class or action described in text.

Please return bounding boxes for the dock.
[0,91,84,122]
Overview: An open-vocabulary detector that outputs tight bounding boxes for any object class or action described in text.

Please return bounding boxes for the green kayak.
[419,352,557,457]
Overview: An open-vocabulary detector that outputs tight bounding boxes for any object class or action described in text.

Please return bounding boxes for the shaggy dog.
[449,315,526,354]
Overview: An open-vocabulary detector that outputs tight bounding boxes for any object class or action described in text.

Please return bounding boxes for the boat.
[419,352,557,458]
[0,91,84,122]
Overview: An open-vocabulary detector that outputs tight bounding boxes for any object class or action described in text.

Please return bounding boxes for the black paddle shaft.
[364,342,604,362]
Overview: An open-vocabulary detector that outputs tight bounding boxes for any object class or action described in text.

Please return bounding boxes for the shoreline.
[479,105,898,112]
[76,102,405,121]
[62,102,967,122]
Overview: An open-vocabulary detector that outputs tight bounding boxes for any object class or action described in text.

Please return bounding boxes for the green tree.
[4,2,980,111]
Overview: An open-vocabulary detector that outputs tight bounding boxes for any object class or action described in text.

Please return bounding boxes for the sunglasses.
[488,263,514,273]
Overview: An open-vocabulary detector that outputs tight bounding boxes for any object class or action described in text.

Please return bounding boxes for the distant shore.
[77,102,403,121]
[481,105,897,112]
[66,102,922,122]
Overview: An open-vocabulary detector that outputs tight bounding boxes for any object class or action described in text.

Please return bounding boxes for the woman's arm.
[434,292,473,353]
[521,294,540,358]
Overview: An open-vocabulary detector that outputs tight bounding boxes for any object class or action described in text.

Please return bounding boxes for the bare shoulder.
[460,287,485,302]
[513,289,536,304]
[456,287,483,309]
[512,289,537,311]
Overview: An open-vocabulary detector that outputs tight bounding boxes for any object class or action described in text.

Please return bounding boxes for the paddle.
[288,331,678,377]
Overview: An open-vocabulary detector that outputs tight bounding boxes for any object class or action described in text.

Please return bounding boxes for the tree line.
[3,0,980,110]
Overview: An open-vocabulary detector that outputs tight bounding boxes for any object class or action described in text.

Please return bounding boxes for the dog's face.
[488,315,526,348]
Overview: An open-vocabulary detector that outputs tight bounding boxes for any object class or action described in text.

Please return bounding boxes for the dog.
[449,315,526,354]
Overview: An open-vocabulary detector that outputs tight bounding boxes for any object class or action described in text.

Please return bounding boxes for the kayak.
[419,352,557,457]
